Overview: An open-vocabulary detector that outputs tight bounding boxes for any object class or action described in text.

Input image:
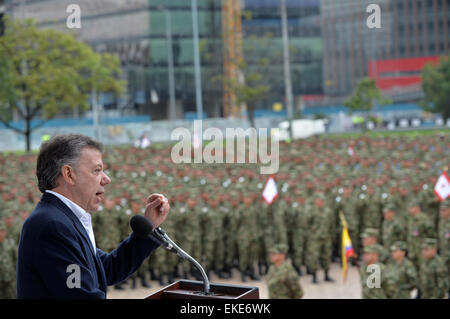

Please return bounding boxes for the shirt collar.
[45,190,91,226]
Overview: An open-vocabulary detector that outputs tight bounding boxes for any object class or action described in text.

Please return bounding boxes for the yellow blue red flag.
[339,211,355,281]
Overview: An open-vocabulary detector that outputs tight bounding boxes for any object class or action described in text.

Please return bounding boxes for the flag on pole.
[339,211,355,281]
[262,175,278,205]
[434,171,450,201]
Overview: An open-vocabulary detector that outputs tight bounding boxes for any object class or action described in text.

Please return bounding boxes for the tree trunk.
[25,109,31,152]
[25,130,31,153]
[247,104,255,129]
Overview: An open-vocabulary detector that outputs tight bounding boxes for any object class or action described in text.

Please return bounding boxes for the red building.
[368,56,441,91]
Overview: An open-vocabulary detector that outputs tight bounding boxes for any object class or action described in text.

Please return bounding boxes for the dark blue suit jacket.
[17,192,159,298]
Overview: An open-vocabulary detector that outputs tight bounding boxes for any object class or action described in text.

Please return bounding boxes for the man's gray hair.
[36,134,103,193]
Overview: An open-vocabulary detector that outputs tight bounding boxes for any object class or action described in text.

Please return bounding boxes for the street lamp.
[156,5,176,120]
[191,0,203,120]
[281,0,294,139]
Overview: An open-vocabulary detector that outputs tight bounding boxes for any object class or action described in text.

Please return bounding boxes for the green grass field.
[323,128,450,139]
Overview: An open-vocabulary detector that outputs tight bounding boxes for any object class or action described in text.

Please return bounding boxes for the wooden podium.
[146,280,259,299]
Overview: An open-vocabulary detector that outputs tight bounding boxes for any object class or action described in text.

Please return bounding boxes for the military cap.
[408,198,421,208]
[229,190,240,200]
[363,245,379,254]
[390,241,406,251]
[314,191,325,199]
[269,243,288,254]
[421,238,437,249]
[383,202,396,212]
[361,228,379,239]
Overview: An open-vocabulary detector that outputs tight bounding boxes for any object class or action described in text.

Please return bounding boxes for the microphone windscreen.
[130,215,153,238]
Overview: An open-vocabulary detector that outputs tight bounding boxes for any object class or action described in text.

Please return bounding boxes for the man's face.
[408,205,420,216]
[0,229,5,243]
[269,252,285,266]
[72,148,111,212]
[440,207,450,219]
[392,249,405,262]
[384,210,395,221]
[421,247,436,260]
[363,252,378,265]
[363,237,376,246]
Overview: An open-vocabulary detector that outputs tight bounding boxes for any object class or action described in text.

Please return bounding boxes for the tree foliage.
[344,78,392,114]
[0,18,125,151]
[420,56,450,120]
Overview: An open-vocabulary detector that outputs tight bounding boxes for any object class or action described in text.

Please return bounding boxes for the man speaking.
[17,134,170,298]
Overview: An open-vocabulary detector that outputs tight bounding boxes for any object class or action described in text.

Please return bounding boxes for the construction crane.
[221,0,244,118]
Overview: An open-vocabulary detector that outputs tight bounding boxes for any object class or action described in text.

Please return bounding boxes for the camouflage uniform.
[260,199,287,266]
[385,242,417,299]
[0,222,16,298]
[360,245,388,299]
[291,189,309,275]
[237,198,259,281]
[223,192,240,272]
[381,203,406,250]
[305,193,334,282]
[438,201,450,280]
[266,244,303,299]
[418,238,449,299]
[406,202,435,269]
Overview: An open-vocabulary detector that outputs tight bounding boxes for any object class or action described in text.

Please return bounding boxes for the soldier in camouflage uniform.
[385,241,417,299]
[360,245,389,299]
[361,228,389,264]
[406,199,435,270]
[237,194,260,282]
[418,238,449,299]
[223,190,240,276]
[438,200,450,297]
[177,195,202,280]
[199,191,224,279]
[305,192,335,283]
[266,243,303,299]
[0,221,16,298]
[290,187,309,276]
[381,203,406,251]
[209,193,228,279]
[259,191,287,275]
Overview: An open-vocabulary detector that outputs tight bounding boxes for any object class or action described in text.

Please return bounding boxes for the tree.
[233,63,270,128]
[0,18,125,151]
[344,77,391,113]
[344,78,391,131]
[420,56,450,121]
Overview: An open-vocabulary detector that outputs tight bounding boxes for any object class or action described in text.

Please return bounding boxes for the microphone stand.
[154,227,211,295]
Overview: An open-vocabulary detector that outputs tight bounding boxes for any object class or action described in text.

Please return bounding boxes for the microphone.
[130,215,211,294]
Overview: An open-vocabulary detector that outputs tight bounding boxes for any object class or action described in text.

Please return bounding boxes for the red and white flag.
[434,172,450,201]
[348,146,355,157]
[262,176,278,205]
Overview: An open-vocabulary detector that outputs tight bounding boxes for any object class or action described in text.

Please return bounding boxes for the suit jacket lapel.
[41,192,98,259]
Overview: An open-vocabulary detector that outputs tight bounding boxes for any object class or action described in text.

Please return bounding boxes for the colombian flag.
[339,211,355,281]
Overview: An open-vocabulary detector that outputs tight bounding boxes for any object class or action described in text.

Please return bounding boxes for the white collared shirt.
[46,190,97,254]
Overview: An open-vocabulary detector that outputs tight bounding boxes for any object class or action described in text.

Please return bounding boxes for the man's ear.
[61,164,77,186]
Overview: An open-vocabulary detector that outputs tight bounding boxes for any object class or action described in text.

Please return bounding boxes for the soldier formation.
[0,133,449,299]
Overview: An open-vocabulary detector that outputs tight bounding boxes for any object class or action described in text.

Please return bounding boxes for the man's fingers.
[147,193,163,203]
[147,198,162,210]
[160,201,170,214]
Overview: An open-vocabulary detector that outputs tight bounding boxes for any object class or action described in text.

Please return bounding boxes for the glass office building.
[5,0,323,119]
[320,0,449,98]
